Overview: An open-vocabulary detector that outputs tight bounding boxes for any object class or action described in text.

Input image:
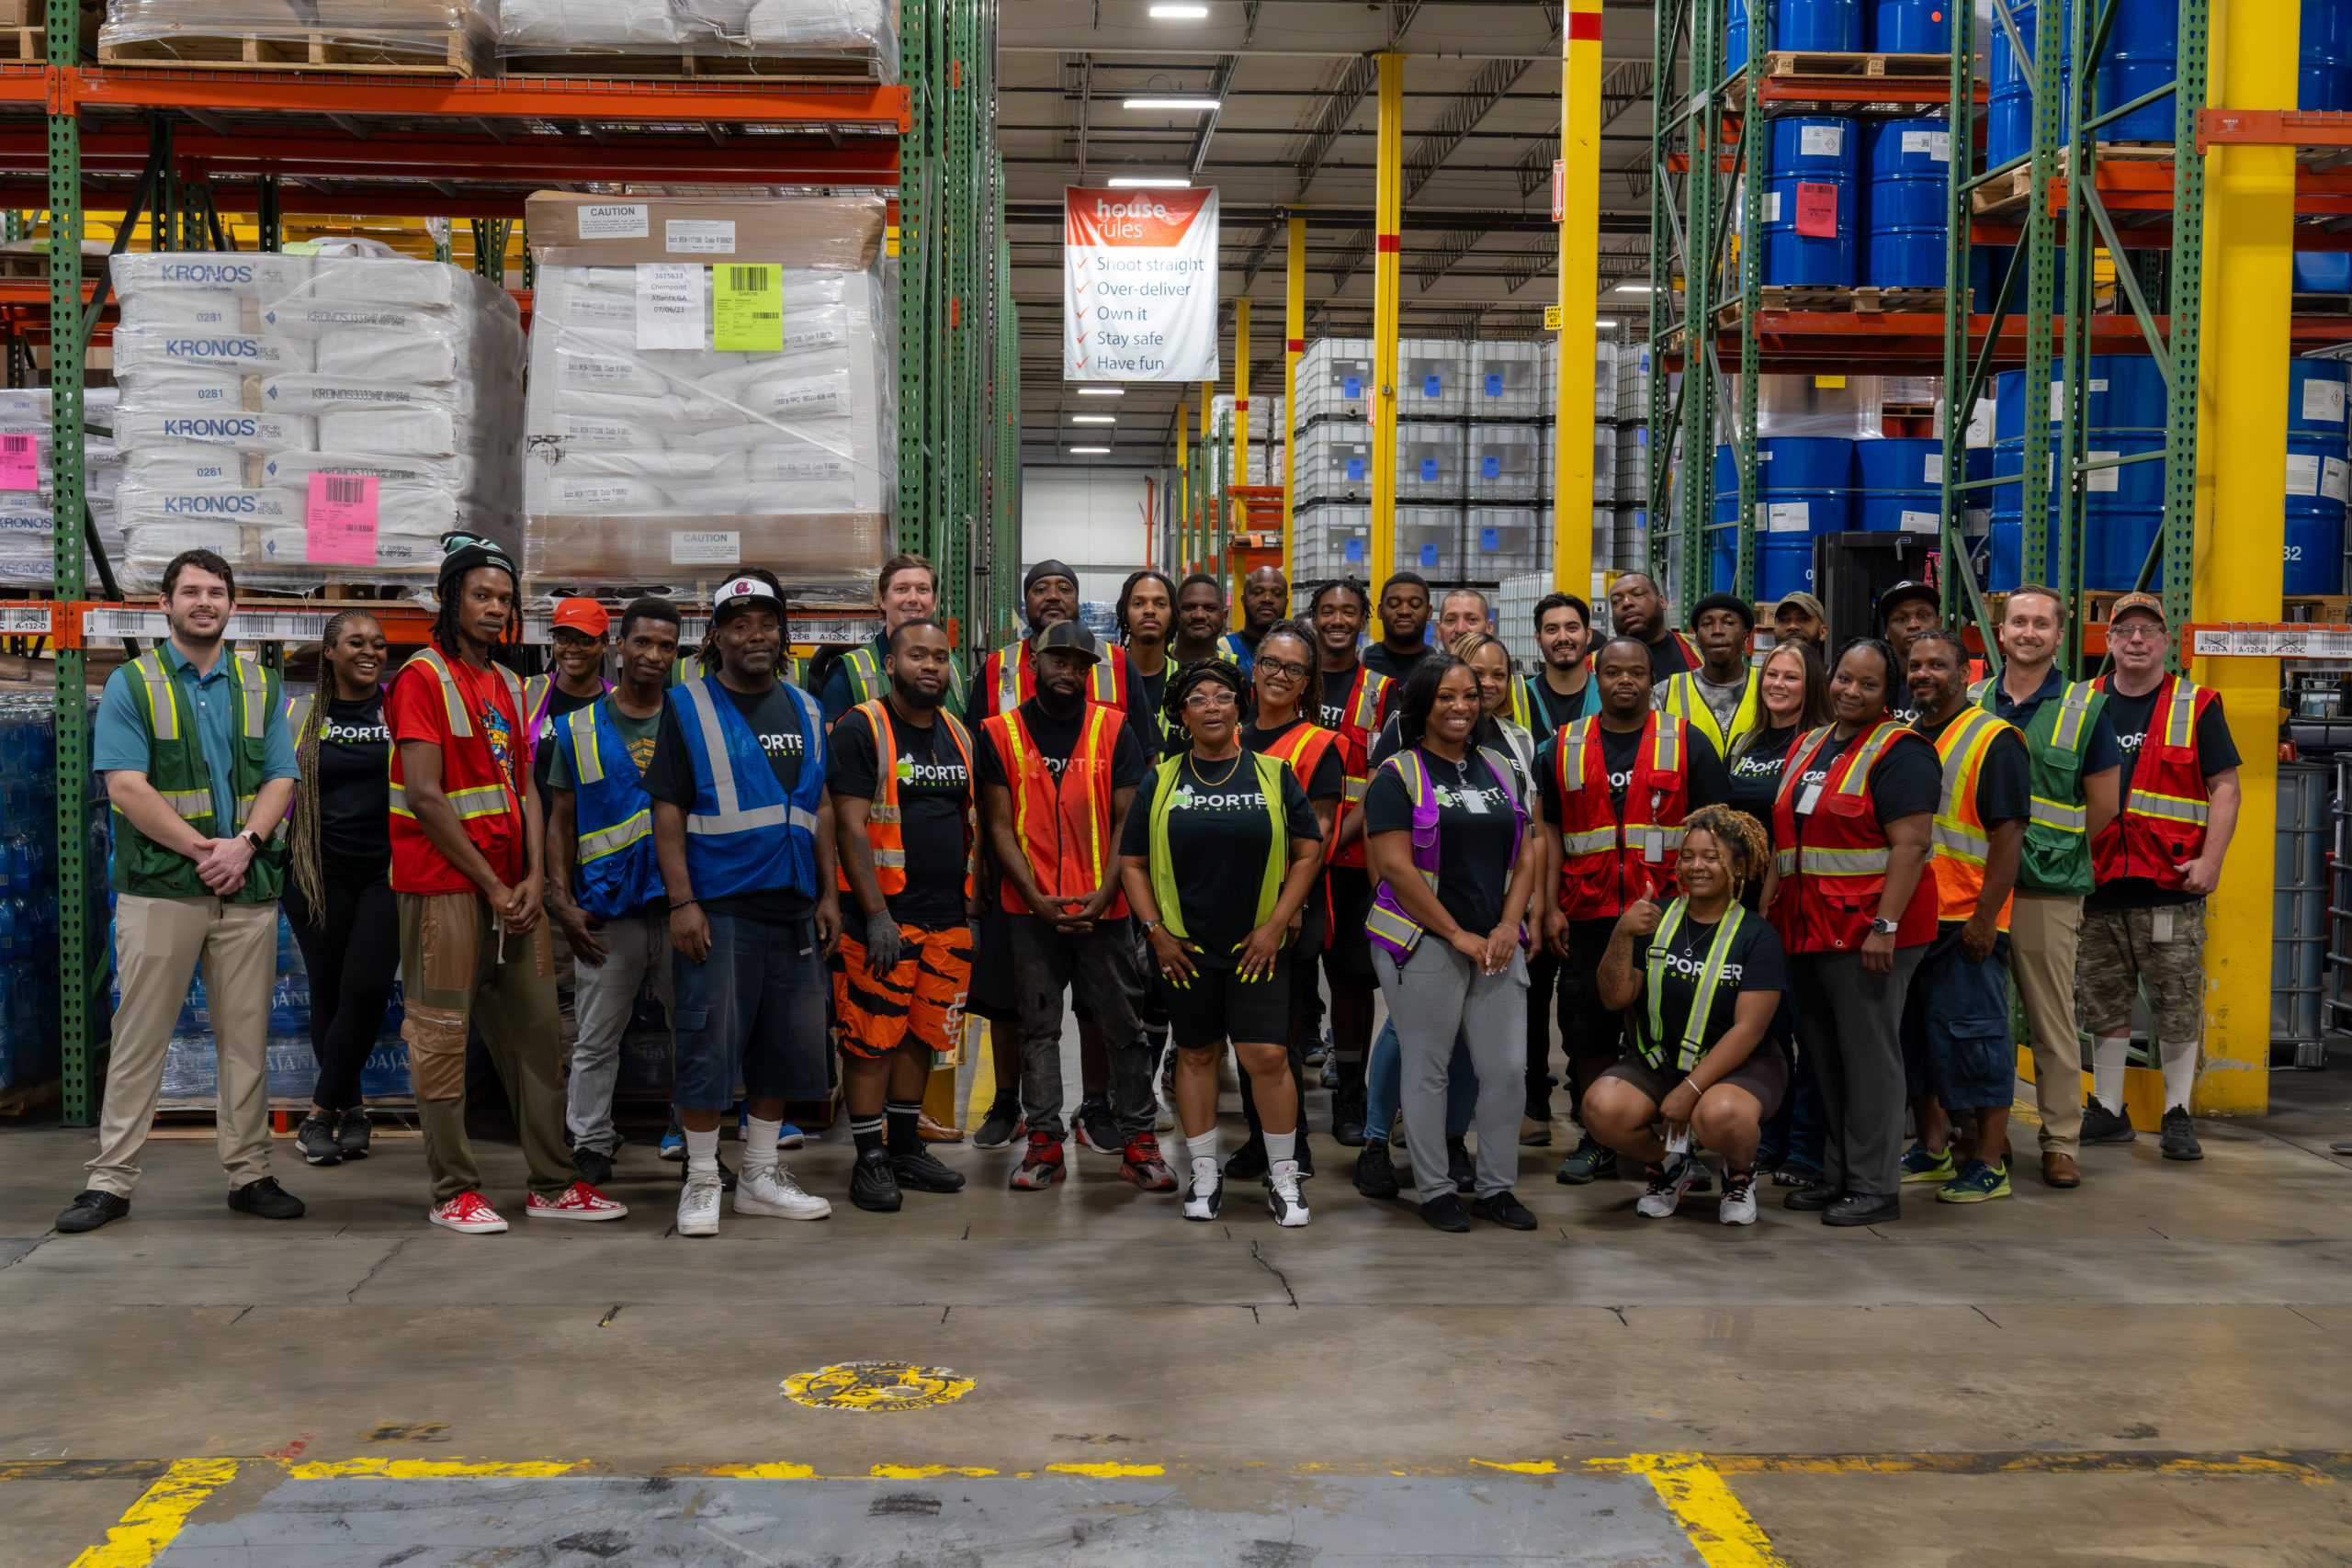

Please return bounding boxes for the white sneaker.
[1267,1161,1310,1227]
[1635,1162,1697,1219]
[1719,1181,1758,1226]
[734,1163,832,1221]
[1182,1163,1224,1222]
[676,1173,723,1237]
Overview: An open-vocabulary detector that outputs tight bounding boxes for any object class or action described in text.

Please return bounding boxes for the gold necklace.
[1188,750,1246,789]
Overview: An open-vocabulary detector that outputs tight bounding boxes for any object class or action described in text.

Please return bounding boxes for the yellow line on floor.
[284,1459,582,1480]
[1588,1454,1788,1568]
[67,1458,236,1568]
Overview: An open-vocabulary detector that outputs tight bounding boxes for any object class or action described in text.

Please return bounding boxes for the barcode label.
[728,266,771,293]
[2,434,30,456]
[323,475,366,506]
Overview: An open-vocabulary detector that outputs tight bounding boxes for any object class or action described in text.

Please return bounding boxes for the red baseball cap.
[551,597,610,637]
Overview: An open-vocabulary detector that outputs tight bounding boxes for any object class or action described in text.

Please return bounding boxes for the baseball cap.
[1876,580,1939,624]
[1031,618,1102,664]
[711,575,785,627]
[1773,591,1826,624]
[551,597,610,637]
[2108,591,2166,626]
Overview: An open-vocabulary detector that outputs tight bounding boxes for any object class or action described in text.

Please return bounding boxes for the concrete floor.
[6,1032,2352,1567]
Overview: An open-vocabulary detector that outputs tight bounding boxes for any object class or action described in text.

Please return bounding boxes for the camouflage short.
[2075,900,2206,1043]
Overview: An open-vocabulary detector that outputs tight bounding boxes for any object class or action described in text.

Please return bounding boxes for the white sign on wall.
[1063,186,1220,382]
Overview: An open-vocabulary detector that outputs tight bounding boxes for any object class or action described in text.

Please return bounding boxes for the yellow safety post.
[1177,403,1190,574]
[2190,0,2291,1115]
[1369,51,1405,592]
[1284,213,1306,581]
[1234,295,1252,604]
[1553,0,1602,593]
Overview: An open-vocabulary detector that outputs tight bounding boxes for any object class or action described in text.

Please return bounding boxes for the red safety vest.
[1323,663,1391,870]
[982,703,1131,919]
[1770,720,1940,953]
[1256,718,1340,799]
[976,637,1127,721]
[2092,671,2217,890]
[1550,712,1695,922]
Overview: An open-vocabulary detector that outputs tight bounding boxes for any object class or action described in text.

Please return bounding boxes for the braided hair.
[1114,569,1177,641]
[292,608,382,924]
[1252,618,1322,722]
[1833,635,1903,716]
[1162,657,1247,736]
[701,567,787,674]
[1680,803,1770,906]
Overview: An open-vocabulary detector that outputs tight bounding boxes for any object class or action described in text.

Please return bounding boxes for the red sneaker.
[1121,1134,1177,1192]
[427,1190,508,1235]
[1010,1132,1067,1190]
[525,1181,629,1222]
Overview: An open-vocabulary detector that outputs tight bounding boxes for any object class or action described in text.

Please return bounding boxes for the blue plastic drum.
[2290,357,2350,435]
[2304,0,2352,111]
[1764,117,1861,287]
[1777,0,1863,51]
[1855,436,1943,533]
[1758,538,1820,601]
[2285,430,2348,592]
[1862,118,1951,287]
[1987,0,2069,169]
[2097,0,2177,141]
[1869,0,1949,51]
[2295,252,2352,291]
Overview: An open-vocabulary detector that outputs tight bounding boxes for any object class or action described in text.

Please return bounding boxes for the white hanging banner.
[1063,186,1221,382]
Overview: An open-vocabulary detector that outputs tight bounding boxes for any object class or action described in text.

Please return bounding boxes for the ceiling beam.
[1187,53,1239,175]
[1404,52,1535,202]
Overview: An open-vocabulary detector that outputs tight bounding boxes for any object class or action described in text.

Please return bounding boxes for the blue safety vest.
[1219,630,1256,678]
[552,696,667,920]
[673,674,825,905]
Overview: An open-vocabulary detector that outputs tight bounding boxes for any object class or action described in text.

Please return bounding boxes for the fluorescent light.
[1075,386,1125,396]
[1107,175,1193,188]
[1071,414,1117,423]
[1612,282,1654,293]
[1069,446,1113,454]
[1148,4,1210,16]
[1124,96,1222,110]
[1595,320,1616,328]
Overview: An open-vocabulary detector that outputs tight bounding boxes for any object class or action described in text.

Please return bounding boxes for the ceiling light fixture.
[1612,282,1654,293]
[1107,176,1193,188]
[1123,96,1223,110]
[1069,446,1113,454]
[1070,414,1117,423]
[1148,4,1210,16]
[1075,386,1125,396]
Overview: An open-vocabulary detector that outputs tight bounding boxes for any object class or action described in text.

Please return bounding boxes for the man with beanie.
[1653,592,1762,758]
[389,533,626,1234]
[968,560,1123,723]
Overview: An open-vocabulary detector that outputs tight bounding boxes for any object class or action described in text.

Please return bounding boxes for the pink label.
[1794,181,1839,239]
[305,472,379,567]
[0,432,37,491]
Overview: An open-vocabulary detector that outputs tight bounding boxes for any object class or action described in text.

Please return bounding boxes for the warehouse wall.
[1019,466,1164,605]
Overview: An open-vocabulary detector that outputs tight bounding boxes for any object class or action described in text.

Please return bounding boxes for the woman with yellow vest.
[1763,637,1940,1227]
[1119,660,1328,1225]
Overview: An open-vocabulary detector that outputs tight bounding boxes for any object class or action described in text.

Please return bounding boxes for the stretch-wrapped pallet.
[498,0,895,75]
[0,388,130,590]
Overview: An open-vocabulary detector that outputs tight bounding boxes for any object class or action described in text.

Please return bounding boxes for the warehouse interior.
[2,0,2352,1563]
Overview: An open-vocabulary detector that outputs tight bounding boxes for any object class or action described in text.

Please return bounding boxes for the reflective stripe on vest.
[1658,668,1760,758]
[1928,706,2010,866]
[842,697,976,898]
[562,705,650,864]
[1639,897,1747,1073]
[1148,749,1287,940]
[676,681,820,840]
[993,639,1026,716]
[388,649,525,823]
[2123,676,2210,827]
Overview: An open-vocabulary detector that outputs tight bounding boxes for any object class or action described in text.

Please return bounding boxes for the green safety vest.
[842,638,967,711]
[1146,750,1289,944]
[110,645,287,903]
[1973,673,2106,897]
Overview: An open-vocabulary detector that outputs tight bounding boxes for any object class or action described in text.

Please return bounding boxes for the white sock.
[2091,1034,2131,1113]
[1264,1129,1295,1166]
[684,1125,720,1178]
[1186,1128,1219,1167]
[1191,1156,1220,1185]
[2160,1036,2199,1111]
[741,1115,782,1175]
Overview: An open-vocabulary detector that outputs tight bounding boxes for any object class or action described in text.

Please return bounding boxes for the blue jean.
[670,911,828,1112]
[1758,1032,1826,1172]
[1900,924,2015,1112]
[1364,1015,1476,1139]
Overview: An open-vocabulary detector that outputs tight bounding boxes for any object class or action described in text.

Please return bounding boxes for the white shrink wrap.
[499,0,895,76]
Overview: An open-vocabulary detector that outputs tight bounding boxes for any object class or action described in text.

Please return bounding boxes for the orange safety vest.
[982,702,1131,919]
[1770,720,1940,953]
[2091,671,2217,891]
[1551,712,1695,922]
[836,698,977,903]
[977,637,1127,721]
[1924,705,2020,930]
[1255,717,1341,799]
[1324,663,1392,870]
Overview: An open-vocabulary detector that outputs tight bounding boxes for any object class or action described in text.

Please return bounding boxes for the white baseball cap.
[712,576,781,611]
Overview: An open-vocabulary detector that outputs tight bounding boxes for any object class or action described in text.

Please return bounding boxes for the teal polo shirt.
[94,639,300,832]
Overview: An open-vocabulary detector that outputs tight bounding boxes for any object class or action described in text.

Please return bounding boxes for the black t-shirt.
[314,691,391,883]
[1915,710,2033,831]
[1535,722,1734,823]
[973,695,1149,793]
[1527,668,1600,734]
[1362,640,1431,683]
[1126,653,1174,759]
[1317,660,1382,733]
[1640,906,1791,1072]
[1785,725,1941,845]
[1242,716,1345,803]
[827,703,973,929]
[1118,750,1321,964]
[1644,634,1694,682]
[1725,723,1803,845]
[644,679,817,923]
[1363,744,1525,937]
[2089,681,2243,910]
[532,683,602,820]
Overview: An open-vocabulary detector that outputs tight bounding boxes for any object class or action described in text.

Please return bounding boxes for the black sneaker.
[56,1189,129,1233]
[1419,1192,1472,1233]
[1330,1096,1368,1147]
[1351,1139,1400,1199]
[572,1145,616,1189]
[335,1107,372,1160]
[890,1145,967,1193]
[295,1114,343,1168]
[2160,1105,2204,1161]
[1783,1181,1843,1213]
[850,1147,904,1212]
[1446,1135,1476,1194]
[2081,1100,2137,1145]
[1823,1191,1899,1227]
[1469,1190,1538,1230]
[1554,1134,1616,1185]
[1073,1095,1121,1156]
[972,1100,1026,1150]
[1225,1139,1270,1181]
[227,1177,305,1220]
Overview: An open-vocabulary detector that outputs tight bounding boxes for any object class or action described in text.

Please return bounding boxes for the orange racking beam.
[1677,310,2352,371]
[0,180,535,218]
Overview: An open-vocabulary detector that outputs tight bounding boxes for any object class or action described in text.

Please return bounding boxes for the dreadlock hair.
[1680,803,1770,906]
[701,567,787,674]
[1252,618,1323,722]
[1833,634,1903,716]
[1115,569,1177,641]
[431,568,519,657]
[1163,657,1248,735]
[292,608,384,926]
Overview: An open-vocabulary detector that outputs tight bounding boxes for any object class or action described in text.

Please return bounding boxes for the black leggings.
[285,874,401,1112]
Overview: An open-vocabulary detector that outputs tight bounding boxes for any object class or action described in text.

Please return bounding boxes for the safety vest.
[1657,667,1762,758]
[982,701,1131,918]
[1550,713,1694,922]
[836,697,976,904]
[1973,672,2107,897]
[667,654,807,688]
[1254,717,1341,801]
[1634,897,1748,1074]
[1323,662,1392,870]
[389,646,527,868]
[1924,705,2021,930]
[1363,745,1526,957]
[551,696,667,920]
[1218,629,1257,678]
[672,675,825,906]
[840,635,967,713]
[109,646,285,903]
[976,637,1125,720]
[2092,671,2217,891]
[1770,720,1940,953]
[1146,750,1287,941]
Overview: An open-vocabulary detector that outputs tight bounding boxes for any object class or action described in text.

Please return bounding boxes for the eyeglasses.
[1257,658,1309,682]
[1184,688,1238,710]
[2110,622,2164,643]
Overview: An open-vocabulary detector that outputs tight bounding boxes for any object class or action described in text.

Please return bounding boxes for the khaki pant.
[89,894,280,1197]
[2012,892,2086,1154]
[397,890,576,1205]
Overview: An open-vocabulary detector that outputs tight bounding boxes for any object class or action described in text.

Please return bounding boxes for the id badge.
[1462,787,1492,816]
[1665,1124,1690,1156]
[1643,828,1666,863]
[1797,782,1825,817]
[2152,908,2174,943]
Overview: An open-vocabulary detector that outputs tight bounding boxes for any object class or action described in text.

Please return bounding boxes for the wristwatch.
[241,829,267,852]
[1869,915,1900,935]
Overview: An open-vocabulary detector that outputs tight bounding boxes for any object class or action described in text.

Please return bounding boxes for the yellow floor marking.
[1472,1460,1561,1474]
[284,1460,582,1479]
[869,1464,1000,1479]
[1589,1454,1787,1568]
[68,1458,237,1568]
[701,1463,819,1479]
[1045,1462,1165,1478]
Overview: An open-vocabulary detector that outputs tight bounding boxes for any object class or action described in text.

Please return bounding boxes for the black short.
[1555,916,1627,1062]
[1160,953,1295,1050]
[967,905,1017,1021]
[1318,865,1377,986]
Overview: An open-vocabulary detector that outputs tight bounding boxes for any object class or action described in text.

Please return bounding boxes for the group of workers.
[51,532,2241,1239]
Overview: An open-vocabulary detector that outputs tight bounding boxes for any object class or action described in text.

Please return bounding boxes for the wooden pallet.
[498,48,884,83]
[1761,50,1952,78]
[1854,285,1949,313]
[0,250,108,281]
[1972,163,2036,219]
[98,27,483,75]
[0,1075,59,1117]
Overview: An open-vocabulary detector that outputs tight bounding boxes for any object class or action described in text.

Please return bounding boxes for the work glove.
[864,908,907,976]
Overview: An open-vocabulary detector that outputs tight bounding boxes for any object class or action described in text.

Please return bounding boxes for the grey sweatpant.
[1373,937,1531,1202]
[1009,912,1153,1140]
[1792,946,1926,1201]
[566,909,674,1158]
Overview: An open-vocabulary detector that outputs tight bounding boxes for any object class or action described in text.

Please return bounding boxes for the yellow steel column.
[2190,3,2290,1115]
[1235,295,1252,604]
[1200,379,1215,574]
[1552,0,1602,593]
[1177,405,1191,573]
[1369,51,1405,592]
[1284,213,1306,581]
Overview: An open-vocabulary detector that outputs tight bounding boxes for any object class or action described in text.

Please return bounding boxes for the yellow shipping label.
[715,263,784,352]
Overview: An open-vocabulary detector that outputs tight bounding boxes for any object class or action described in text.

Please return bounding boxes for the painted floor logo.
[782,1361,976,1413]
